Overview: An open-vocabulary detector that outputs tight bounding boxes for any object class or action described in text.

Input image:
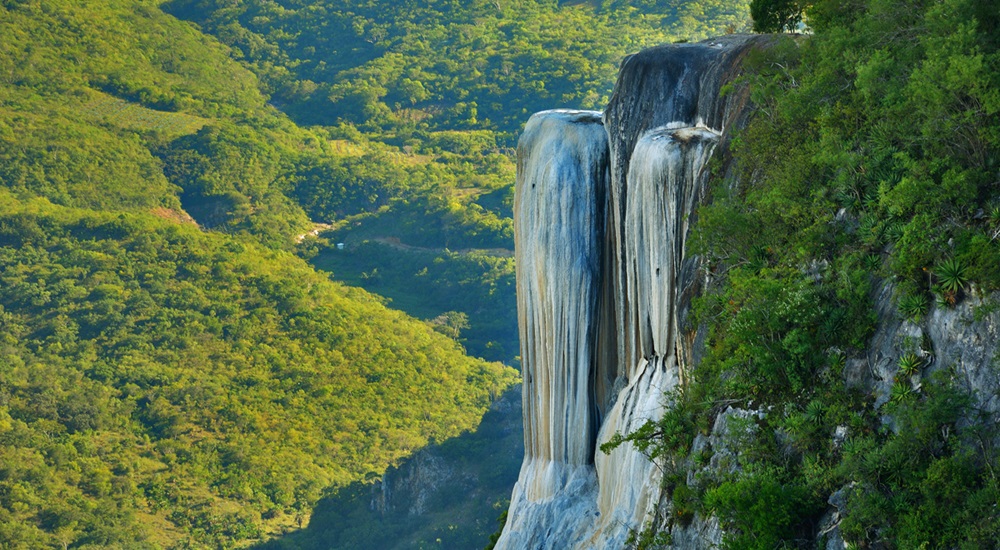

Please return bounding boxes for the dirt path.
[294,223,334,243]
[371,236,514,258]
[298,224,514,257]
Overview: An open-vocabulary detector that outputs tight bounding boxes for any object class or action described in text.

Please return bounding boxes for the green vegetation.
[0,191,516,547]
[898,353,923,377]
[897,292,928,322]
[312,241,517,363]
[163,0,751,136]
[749,0,804,32]
[254,391,524,550]
[608,0,1000,546]
[0,0,528,546]
[935,257,970,295]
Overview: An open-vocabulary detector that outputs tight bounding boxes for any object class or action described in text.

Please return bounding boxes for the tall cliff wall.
[500,32,1000,549]
[497,35,767,549]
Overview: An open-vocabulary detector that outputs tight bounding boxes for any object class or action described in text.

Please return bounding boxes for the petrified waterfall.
[498,36,764,548]
[515,109,608,497]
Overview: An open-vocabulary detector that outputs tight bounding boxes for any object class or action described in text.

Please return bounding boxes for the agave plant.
[889,380,915,404]
[835,187,858,209]
[747,244,770,271]
[858,213,882,245]
[883,221,904,243]
[897,293,927,322]
[897,353,923,377]
[829,352,847,372]
[804,400,825,426]
[935,257,969,294]
[864,253,881,272]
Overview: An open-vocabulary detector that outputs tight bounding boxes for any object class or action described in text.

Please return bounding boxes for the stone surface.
[499,34,1000,549]
[498,109,608,549]
[498,37,769,549]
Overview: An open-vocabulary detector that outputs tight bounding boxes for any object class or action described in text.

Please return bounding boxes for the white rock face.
[499,120,721,547]
[499,37,764,549]
[514,109,607,478]
[499,110,608,549]
[624,125,719,375]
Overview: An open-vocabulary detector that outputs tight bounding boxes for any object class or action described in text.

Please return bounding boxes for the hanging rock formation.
[502,110,608,547]
[498,30,1000,550]
[497,35,767,548]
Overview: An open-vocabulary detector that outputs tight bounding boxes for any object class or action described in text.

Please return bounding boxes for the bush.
[898,293,927,322]
[705,466,818,550]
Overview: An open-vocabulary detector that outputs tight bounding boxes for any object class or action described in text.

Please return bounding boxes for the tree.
[750,0,805,32]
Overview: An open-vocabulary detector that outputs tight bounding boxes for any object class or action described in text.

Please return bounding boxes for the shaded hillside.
[254,388,524,550]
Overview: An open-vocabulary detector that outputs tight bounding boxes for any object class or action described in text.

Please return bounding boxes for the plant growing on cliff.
[898,293,927,322]
[749,0,806,33]
[989,204,1000,237]
[705,465,819,550]
[935,257,969,295]
[624,511,673,550]
[600,387,704,473]
[838,377,999,547]
[889,380,916,405]
[804,399,825,426]
[897,353,923,377]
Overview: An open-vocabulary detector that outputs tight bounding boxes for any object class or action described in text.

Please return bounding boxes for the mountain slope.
[0,1,517,547]
[163,0,751,134]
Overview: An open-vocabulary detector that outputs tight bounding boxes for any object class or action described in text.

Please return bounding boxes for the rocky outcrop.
[498,35,769,549]
[500,33,1000,549]
[855,283,1000,415]
[501,110,608,547]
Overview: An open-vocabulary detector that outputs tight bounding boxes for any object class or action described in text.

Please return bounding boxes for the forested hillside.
[0,1,519,546]
[0,192,514,547]
[164,0,750,133]
[0,0,759,547]
[158,0,751,368]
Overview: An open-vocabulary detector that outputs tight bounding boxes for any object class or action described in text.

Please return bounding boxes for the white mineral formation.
[498,36,762,549]
[500,110,608,548]
[499,120,721,548]
[623,125,719,372]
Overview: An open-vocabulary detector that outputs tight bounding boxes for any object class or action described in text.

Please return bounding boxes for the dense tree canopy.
[164,0,751,135]
[749,0,805,32]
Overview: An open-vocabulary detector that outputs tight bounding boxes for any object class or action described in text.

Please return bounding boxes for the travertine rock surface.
[498,37,766,549]
[498,33,1000,550]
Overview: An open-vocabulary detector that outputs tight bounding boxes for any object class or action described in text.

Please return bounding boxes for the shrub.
[706,466,818,550]
[863,253,881,272]
[889,380,916,405]
[804,400,825,426]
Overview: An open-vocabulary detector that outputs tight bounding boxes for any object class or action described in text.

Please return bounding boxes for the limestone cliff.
[497,35,768,549]
[498,33,1000,549]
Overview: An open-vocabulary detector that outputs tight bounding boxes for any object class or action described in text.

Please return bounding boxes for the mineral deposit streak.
[500,109,608,548]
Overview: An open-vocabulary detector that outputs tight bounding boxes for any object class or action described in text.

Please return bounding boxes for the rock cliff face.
[500,33,1000,549]
[497,35,767,549]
